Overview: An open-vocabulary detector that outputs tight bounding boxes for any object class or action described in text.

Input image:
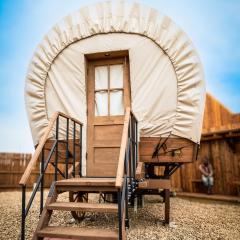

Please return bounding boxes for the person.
[199,157,214,194]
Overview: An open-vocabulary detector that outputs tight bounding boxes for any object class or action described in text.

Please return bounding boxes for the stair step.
[38,226,118,240]
[56,178,117,187]
[47,202,118,213]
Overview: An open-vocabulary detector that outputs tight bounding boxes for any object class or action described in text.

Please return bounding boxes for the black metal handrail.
[117,110,138,240]
[19,112,83,240]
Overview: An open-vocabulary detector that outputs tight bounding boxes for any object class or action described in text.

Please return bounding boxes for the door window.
[95,64,124,116]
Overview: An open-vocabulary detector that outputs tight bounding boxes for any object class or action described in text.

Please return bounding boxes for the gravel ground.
[0,191,239,240]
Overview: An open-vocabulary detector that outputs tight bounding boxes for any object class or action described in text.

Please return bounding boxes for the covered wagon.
[20,1,205,239]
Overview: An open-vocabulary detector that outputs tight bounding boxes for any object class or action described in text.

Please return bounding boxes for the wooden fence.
[0,152,55,189]
[170,139,240,196]
[1,141,239,195]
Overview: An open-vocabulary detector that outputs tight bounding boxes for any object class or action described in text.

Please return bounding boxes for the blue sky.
[0,0,240,153]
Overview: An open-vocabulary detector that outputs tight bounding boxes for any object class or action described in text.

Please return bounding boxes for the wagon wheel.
[69,191,88,221]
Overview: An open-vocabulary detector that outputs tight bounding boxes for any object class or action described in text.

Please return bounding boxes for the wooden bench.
[191,179,203,192]
[233,181,240,196]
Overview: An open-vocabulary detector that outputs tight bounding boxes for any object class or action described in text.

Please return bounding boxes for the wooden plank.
[177,192,240,203]
[56,185,119,193]
[164,189,170,224]
[138,179,171,189]
[93,142,121,148]
[85,50,129,61]
[94,125,123,141]
[0,152,66,188]
[93,117,124,125]
[47,202,118,213]
[94,148,120,165]
[37,226,118,240]
[56,178,116,187]
[139,137,195,164]
[135,162,145,180]
[140,155,193,163]
[202,93,233,131]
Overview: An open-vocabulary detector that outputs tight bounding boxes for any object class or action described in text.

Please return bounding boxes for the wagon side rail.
[19,111,83,240]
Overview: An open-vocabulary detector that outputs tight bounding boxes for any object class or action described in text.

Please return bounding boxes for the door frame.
[85,50,131,176]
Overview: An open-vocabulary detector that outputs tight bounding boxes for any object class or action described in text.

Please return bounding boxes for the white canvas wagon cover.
[25,1,205,148]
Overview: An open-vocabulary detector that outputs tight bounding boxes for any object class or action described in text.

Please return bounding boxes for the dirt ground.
[0,191,239,240]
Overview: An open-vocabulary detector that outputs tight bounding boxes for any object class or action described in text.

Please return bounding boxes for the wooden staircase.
[19,109,199,239]
[19,110,137,240]
[34,178,120,240]
[38,227,118,240]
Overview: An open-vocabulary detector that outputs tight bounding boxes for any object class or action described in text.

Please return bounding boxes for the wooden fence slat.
[0,153,61,189]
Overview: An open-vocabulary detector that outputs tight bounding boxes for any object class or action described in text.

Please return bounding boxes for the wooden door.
[86,57,131,177]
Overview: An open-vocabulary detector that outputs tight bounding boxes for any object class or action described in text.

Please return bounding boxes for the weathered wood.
[37,226,118,240]
[0,151,66,188]
[47,202,118,213]
[191,179,204,193]
[55,178,120,193]
[202,94,233,131]
[135,162,145,180]
[164,189,170,224]
[170,138,240,196]
[139,137,195,163]
[233,181,240,196]
[56,178,117,187]
[177,192,240,203]
[56,185,119,193]
[85,50,129,61]
[138,179,171,189]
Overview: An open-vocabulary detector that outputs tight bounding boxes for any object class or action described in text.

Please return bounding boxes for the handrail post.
[40,146,44,214]
[54,116,59,181]
[79,124,82,177]
[125,176,129,229]
[73,121,76,177]
[21,185,26,240]
[65,118,69,179]
[135,119,138,170]
[117,190,122,240]
[133,115,136,178]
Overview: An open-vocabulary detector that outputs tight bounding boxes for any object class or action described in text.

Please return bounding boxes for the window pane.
[110,90,124,116]
[110,64,123,89]
[95,91,108,116]
[95,66,108,90]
